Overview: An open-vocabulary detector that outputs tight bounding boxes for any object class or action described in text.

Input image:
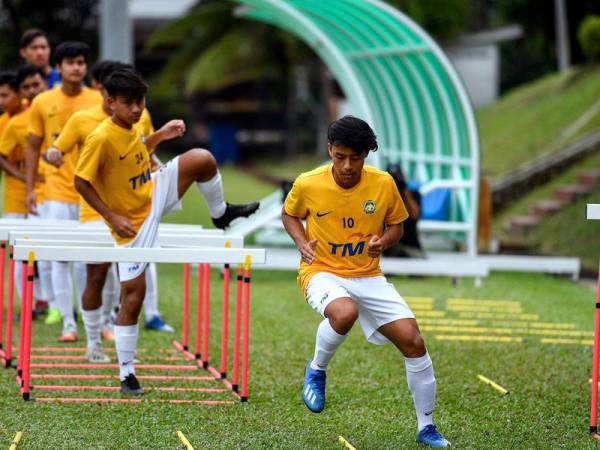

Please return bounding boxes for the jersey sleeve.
[384,175,409,225]
[75,132,104,183]
[27,97,44,137]
[53,114,81,154]
[0,122,18,157]
[140,109,154,136]
[284,177,308,219]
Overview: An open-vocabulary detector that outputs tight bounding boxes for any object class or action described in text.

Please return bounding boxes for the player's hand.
[109,213,137,239]
[159,120,186,140]
[45,147,64,167]
[367,235,383,258]
[298,239,317,264]
[27,191,38,215]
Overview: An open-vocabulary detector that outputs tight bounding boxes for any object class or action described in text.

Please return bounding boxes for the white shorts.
[117,157,182,282]
[306,272,415,345]
[45,200,79,221]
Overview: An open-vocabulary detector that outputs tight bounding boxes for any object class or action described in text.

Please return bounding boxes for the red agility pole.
[591,260,600,439]
[182,263,190,350]
[34,397,235,405]
[202,263,210,369]
[220,247,231,378]
[0,243,6,354]
[31,384,227,393]
[32,373,214,382]
[22,254,35,400]
[17,261,27,379]
[232,264,243,392]
[195,262,203,360]
[31,362,200,370]
[241,256,251,402]
[4,247,15,367]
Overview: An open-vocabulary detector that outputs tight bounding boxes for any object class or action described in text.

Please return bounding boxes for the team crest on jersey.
[363,200,376,215]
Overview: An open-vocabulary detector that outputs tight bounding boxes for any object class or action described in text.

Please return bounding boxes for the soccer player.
[0,66,49,310]
[46,61,182,361]
[25,41,102,341]
[19,29,61,88]
[75,67,259,394]
[0,71,20,135]
[282,116,450,448]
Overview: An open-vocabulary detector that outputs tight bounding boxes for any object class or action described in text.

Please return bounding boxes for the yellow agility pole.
[478,374,509,395]
[176,431,195,450]
[9,431,23,450]
[338,435,357,450]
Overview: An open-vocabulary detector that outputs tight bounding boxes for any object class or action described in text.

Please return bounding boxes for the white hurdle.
[2,218,265,404]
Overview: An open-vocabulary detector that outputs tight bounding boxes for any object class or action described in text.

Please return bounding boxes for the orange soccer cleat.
[57,331,78,343]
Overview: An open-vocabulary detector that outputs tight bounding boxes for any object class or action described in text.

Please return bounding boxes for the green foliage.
[578,15,600,62]
[386,0,469,39]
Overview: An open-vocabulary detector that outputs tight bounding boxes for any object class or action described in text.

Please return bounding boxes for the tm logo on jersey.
[129,168,152,190]
[328,233,372,256]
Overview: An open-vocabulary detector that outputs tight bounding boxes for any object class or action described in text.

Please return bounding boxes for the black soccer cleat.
[212,202,260,229]
[120,373,144,396]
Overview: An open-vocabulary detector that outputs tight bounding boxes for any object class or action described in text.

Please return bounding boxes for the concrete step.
[528,198,568,218]
[553,183,594,202]
[576,169,600,187]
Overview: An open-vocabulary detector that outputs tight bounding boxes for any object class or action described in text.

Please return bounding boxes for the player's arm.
[282,208,317,265]
[0,126,25,182]
[74,176,136,238]
[0,156,25,182]
[367,223,404,258]
[46,115,81,167]
[144,119,186,151]
[25,133,43,214]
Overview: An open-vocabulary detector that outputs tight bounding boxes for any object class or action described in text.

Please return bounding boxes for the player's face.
[0,85,20,115]
[19,73,46,103]
[328,144,366,189]
[20,37,50,68]
[109,95,145,127]
[57,55,87,84]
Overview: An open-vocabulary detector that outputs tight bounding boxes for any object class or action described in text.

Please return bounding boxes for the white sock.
[115,324,138,380]
[405,352,436,431]
[82,307,102,350]
[51,261,76,334]
[101,265,119,328]
[310,319,348,371]
[73,262,87,313]
[15,261,23,300]
[196,171,227,218]
[144,263,159,321]
[39,260,55,308]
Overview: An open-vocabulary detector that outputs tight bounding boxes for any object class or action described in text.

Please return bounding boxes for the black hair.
[104,67,148,102]
[327,115,378,155]
[53,41,89,65]
[20,29,47,49]
[91,60,131,85]
[16,65,46,87]
[0,71,18,91]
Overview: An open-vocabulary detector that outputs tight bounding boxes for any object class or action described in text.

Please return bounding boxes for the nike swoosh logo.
[316,211,332,217]
[121,360,133,366]
[424,411,433,416]
[119,154,127,160]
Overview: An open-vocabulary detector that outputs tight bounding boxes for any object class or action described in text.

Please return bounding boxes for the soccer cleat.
[45,307,61,325]
[302,361,326,413]
[211,202,260,229]
[416,425,450,448]
[86,344,110,363]
[57,331,78,343]
[145,315,175,333]
[101,328,115,341]
[120,373,144,396]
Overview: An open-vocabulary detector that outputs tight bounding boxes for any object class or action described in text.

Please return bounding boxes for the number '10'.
[343,217,354,228]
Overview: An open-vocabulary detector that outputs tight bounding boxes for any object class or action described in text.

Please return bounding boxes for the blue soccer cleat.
[416,424,450,448]
[302,361,326,413]
[145,315,175,333]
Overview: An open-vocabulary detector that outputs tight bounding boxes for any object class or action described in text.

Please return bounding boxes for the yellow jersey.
[284,164,409,293]
[75,118,153,244]
[0,112,9,136]
[28,86,102,203]
[54,105,154,222]
[0,109,44,213]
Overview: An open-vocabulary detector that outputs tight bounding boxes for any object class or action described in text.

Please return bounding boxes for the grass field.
[0,268,597,449]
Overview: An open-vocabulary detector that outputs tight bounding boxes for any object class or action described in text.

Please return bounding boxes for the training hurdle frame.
[4,218,265,404]
[587,204,600,439]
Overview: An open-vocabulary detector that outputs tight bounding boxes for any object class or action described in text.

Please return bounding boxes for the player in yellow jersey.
[47,61,181,361]
[282,116,449,448]
[24,41,102,341]
[0,72,21,136]
[0,67,48,311]
[75,67,259,394]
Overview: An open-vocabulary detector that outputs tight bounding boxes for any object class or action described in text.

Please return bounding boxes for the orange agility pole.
[31,373,214,381]
[31,384,227,393]
[182,263,190,351]
[202,263,210,369]
[220,259,231,378]
[22,254,35,400]
[0,243,6,355]
[241,256,251,402]
[195,263,203,360]
[17,261,27,378]
[4,246,16,367]
[34,397,235,405]
[232,264,243,392]
[591,260,600,438]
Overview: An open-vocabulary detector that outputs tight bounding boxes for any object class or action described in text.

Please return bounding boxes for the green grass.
[477,66,600,178]
[0,269,597,448]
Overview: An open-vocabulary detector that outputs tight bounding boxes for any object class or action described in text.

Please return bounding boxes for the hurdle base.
[220,372,227,379]
[22,392,30,401]
[241,396,247,402]
[183,345,189,351]
[195,353,201,360]
[232,384,238,393]
[203,361,209,370]
[4,358,11,368]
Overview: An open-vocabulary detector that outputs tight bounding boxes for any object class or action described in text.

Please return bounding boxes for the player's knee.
[405,333,426,356]
[87,268,108,291]
[331,303,359,331]
[190,148,217,171]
